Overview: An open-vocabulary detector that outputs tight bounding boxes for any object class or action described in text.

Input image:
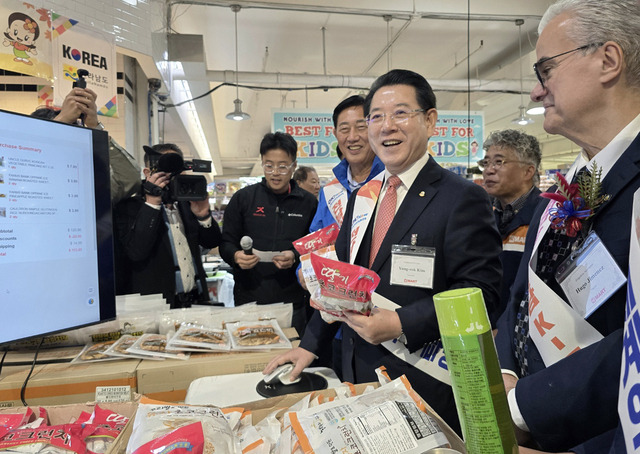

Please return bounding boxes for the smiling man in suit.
[265,69,502,433]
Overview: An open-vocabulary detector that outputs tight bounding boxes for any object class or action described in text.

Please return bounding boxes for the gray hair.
[483,129,541,185]
[539,0,640,88]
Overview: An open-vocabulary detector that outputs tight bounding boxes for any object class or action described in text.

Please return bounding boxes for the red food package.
[132,422,205,454]
[0,413,29,439]
[0,423,86,453]
[309,254,380,321]
[293,223,340,255]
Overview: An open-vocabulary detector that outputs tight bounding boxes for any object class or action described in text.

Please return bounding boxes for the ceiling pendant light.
[526,100,545,116]
[226,4,250,121]
[511,19,533,126]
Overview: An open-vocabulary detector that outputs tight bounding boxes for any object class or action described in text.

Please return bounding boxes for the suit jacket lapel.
[370,157,442,272]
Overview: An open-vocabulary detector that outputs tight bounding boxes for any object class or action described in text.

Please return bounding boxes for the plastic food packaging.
[293,223,340,255]
[433,287,518,454]
[167,325,231,352]
[309,254,380,322]
[126,334,189,360]
[226,320,291,351]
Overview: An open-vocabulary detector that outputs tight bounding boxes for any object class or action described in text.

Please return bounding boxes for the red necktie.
[369,175,401,268]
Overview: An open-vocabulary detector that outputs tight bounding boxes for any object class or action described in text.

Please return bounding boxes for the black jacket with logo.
[219,179,318,307]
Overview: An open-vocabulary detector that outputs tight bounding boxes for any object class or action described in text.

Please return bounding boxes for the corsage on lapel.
[540,162,610,237]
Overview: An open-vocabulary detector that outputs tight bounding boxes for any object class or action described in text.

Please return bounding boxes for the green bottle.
[433,287,518,454]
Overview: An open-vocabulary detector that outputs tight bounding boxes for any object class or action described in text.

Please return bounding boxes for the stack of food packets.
[0,405,130,453]
[104,335,165,360]
[309,254,381,323]
[166,325,231,352]
[126,333,190,360]
[294,224,340,292]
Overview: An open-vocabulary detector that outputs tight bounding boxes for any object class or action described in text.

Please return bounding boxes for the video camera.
[143,145,212,203]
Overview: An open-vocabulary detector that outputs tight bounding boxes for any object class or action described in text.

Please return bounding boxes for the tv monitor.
[0,108,116,347]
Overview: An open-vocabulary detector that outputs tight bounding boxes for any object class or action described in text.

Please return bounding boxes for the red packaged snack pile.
[293,223,340,255]
[309,253,381,323]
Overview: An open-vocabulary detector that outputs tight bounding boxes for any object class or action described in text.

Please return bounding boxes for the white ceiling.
[157,0,579,178]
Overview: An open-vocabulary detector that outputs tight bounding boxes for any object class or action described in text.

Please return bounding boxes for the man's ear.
[600,41,624,84]
[143,167,152,179]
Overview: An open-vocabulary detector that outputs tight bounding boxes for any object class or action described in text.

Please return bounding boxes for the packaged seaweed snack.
[309,254,380,322]
[226,320,291,351]
[293,223,340,255]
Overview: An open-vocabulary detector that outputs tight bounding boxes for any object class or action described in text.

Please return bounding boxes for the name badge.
[556,231,627,318]
[390,243,435,289]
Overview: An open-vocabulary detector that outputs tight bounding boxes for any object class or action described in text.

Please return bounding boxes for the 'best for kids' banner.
[619,187,640,453]
[429,110,484,164]
[0,0,52,80]
[273,109,484,166]
[272,109,338,165]
[52,16,117,117]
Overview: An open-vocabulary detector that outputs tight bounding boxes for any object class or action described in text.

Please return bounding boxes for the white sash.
[350,180,451,385]
[348,173,384,264]
[528,162,604,367]
[322,178,348,227]
[618,188,640,453]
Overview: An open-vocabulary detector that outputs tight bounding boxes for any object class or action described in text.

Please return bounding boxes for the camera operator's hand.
[234,250,260,270]
[273,250,295,270]
[190,199,210,219]
[55,88,99,127]
[144,171,170,206]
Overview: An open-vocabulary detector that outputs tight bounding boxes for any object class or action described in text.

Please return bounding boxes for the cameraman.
[30,87,140,204]
[113,143,221,308]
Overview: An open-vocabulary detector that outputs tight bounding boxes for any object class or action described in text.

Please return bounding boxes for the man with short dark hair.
[494,0,640,451]
[481,129,542,319]
[219,132,317,335]
[113,143,221,308]
[266,70,502,433]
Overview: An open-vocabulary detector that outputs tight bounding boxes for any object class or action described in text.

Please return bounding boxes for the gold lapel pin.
[419,191,425,197]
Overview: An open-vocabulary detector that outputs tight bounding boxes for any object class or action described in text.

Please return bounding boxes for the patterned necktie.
[369,175,401,268]
[513,166,589,376]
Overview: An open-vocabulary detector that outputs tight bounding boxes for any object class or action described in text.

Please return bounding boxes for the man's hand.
[144,171,170,206]
[502,373,532,445]
[190,199,210,219]
[342,307,402,345]
[55,88,99,127]
[273,250,295,270]
[234,249,259,270]
[263,347,316,382]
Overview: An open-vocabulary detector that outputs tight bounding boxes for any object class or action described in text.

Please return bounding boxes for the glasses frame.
[533,43,604,88]
[262,162,295,175]
[365,109,426,126]
[477,158,529,171]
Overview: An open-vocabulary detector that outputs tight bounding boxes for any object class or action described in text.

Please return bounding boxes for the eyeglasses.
[477,158,527,171]
[365,109,426,126]
[262,162,295,175]
[533,43,604,88]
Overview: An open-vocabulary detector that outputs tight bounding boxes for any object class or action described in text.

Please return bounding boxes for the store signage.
[430,110,485,165]
[272,109,339,165]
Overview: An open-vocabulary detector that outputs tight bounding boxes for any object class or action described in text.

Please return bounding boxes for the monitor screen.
[0,109,115,346]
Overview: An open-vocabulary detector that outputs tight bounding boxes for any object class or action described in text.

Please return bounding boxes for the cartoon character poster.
[52,16,118,117]
[0,0,52,80]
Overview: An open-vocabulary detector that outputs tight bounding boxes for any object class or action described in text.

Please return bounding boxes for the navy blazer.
[301,155,502,434]
[495,131,640,451]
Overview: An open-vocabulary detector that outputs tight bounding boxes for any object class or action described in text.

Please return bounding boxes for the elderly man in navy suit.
[265,69,502,434]
[493,0,640,452]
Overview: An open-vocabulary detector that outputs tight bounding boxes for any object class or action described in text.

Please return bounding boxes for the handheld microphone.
[240,236,253,255]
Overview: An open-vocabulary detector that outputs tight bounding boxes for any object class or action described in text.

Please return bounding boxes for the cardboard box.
[0,400,137,454]
[236,382,466,453]
[136,327,299,402]
[0,359,139,407]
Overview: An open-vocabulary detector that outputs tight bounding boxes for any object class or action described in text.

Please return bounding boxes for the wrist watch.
[95,121,105,131]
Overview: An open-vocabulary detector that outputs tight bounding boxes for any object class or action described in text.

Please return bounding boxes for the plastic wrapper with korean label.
[126,334,189,360]
[0,423,86,453]
[293,223,340,255]
[125,398,241,454]
[226,320,291,351]
[309,254,380,323]
[288,375,450,454]
[299,245,338,299]
[103,335,164,360]
[167,325,231,352]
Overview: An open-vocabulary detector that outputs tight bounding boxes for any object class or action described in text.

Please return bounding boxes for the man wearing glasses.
[480,130,542,320]
[219,132,317,336]
[266,69,502,434]
[493,0,640,452]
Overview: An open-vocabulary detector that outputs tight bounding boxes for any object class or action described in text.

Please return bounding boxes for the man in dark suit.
[265,69,502,433]
[494,0,640,451]
[114,143,222,308]
[480,129,542,321]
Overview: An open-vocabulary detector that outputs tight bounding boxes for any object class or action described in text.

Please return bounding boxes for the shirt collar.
[383,151,430,191]
[494,185,536,213]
